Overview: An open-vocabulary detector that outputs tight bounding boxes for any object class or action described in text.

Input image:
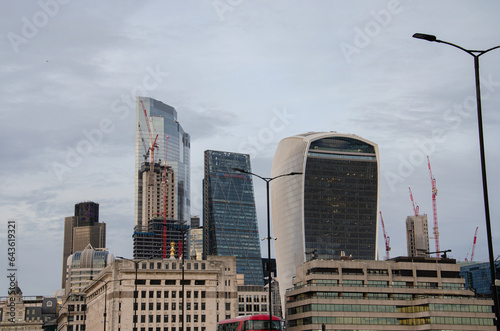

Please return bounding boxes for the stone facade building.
[84,256,238,331]
[0,283,57,331]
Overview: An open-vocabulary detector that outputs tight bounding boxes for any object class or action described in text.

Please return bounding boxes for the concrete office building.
[66,244,114,294]
[203,150,264,285]
[61,201,106,288]
[271,132,379,306]
[84,256,238,331]
[406,214,430,258]
[237,285,268,316]
[135,97,190,227]
[286,257,495,330]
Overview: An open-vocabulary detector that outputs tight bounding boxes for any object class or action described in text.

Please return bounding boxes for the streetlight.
[232,167,302,327]
[160,221,189,331]
[413,33,500,328]
[116,257,147,331]
[87,278,110,331]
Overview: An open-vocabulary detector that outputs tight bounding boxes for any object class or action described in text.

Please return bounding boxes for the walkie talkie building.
[271,132,380,303]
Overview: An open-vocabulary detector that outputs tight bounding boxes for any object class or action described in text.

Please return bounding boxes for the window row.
[137,302,206,311]
[139,290,206,299]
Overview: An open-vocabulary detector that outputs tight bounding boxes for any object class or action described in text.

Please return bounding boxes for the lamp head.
[413,33,437,42]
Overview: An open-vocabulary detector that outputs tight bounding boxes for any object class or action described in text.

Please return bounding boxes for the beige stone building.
[0,283,57,331]
[83,256,238,331]
[237,285,268,316]
[286,257,495,330]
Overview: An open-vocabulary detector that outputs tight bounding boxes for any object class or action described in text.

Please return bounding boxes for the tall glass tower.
[203,150,264,285]
[135,97,190,226]
[271,132,379,302]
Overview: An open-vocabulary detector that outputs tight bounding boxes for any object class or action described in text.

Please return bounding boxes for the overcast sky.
[1,1,500,296]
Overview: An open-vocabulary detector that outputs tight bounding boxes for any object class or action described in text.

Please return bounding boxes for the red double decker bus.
[217,314,281,331]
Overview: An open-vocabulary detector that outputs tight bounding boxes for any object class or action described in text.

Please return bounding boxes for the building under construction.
[137,162,175,228]
[133,217,189,260]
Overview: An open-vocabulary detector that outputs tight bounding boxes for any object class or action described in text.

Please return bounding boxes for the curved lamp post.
[232,167,302,328]
[413,33,500,328]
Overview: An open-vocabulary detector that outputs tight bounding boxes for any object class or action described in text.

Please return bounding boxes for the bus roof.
[218,314,280,324]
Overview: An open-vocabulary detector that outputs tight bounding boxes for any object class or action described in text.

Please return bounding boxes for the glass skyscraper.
[135,97,190,226]
[203,150,264,285]
[271,132,379,303]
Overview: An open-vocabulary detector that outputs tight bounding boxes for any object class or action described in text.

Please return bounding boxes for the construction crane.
[409,186,419,216]
[379,211,391,260]
[140,100,159,181]
[466,226,479,262]
[162,135,169,259]
[427,156,440,258]
[138,123,150,161]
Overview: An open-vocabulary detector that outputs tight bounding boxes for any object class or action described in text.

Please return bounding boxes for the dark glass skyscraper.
[203,150,264,285]
[271,132,379,303]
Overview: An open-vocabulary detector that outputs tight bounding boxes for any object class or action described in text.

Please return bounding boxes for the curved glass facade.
[304,137,378,261]
[271,132,379,308]
[135,97,190,226]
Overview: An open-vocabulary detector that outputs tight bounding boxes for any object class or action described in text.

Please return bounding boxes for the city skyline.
[1,2,499,296]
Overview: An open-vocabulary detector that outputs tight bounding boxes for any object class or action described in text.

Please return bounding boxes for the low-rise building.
[0,283,57,331]
[286,257,495,330]
[83,255,238,331]
[237,285,268,316]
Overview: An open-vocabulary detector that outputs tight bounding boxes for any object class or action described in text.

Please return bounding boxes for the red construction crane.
[409,186,419,216]
[466,226,479,262]
[379,211,391,260]
[140,100,159,171]
[162,135,169,259]
[427,155,440,258]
